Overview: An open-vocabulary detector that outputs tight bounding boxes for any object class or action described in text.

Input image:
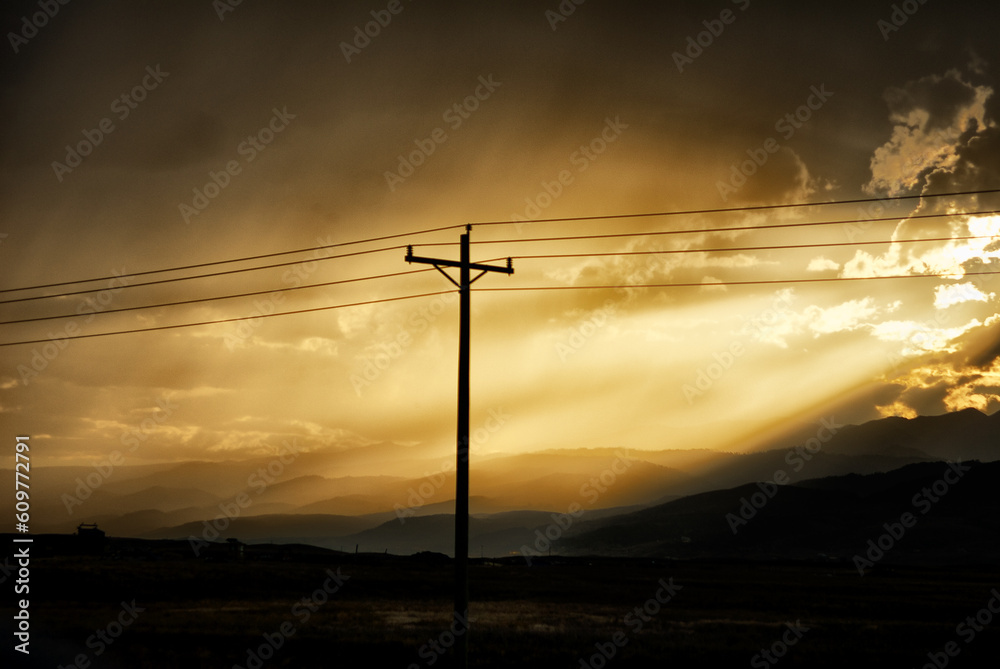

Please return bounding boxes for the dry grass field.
[6,542,1000,668]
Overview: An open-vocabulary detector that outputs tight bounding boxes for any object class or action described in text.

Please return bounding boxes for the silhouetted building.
[226,537,245,560]
[75,523,106,554]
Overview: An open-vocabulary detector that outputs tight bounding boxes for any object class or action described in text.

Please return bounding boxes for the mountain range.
[6,407,999,562]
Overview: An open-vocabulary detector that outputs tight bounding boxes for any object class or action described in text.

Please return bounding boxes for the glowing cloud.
[841,214,1000,279]
[933,282,994,309]
[805,298,879,335]
[866,71,994,196]
[870,317,984,356]
[878,358,1000,416]
[807,256,840,272]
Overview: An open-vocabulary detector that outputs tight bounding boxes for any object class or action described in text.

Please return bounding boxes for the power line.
[3,188,996,344]
[0,268,434,327]
[0,245,404,306]
[0,291,453,348]
[417,208,1000,248]
[510,234,999,261]
[476,269,1000,293]
[8,188,996,297]
[7,232,994,328]
[14,229,992,327]
[0,224,469,296]
[11,206,994,307]
[6,266,998,348]
[470,187,1000,227]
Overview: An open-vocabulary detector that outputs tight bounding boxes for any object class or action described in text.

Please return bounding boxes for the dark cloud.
[920,124,1000,213]
[885,71,980,132]
[5,0,1000,463]
[963,319,1000,370]
[728,147,815,206]
[825,381,909,425]
[897,380,952,415]
[114,111,229,171]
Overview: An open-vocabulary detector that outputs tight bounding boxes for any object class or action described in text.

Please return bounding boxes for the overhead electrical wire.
[0,245,406,306]
[476,269,1000,293]
[5,233,995,328]
[0,225,468,296]
[5,267,1000,348]
[0,291,454,348]
[510,234,999,261]
[413,208,1000,248]
[2,187,998,347]
[470,187,1000,227]
[0,268,435,326]
[5,187,998,298]
[9,205,994,308]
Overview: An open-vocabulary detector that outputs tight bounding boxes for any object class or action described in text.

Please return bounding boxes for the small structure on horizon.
[226,537,245,560]
[76,522,105,537]
[75,522,106,554]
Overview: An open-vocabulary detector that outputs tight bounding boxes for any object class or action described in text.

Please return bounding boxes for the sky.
[2,0,1000,468]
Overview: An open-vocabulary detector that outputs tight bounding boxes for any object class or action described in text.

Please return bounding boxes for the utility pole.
[405,226,512,668]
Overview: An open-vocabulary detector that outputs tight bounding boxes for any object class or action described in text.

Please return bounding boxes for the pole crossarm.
[406,246,514,276]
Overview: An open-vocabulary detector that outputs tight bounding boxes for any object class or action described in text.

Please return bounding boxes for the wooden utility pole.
[405,226,512,668]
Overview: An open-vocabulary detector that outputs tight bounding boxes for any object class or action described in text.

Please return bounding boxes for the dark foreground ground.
[4,541,1000,668]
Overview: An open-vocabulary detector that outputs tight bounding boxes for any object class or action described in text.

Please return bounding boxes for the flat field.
[6,549,1000,668]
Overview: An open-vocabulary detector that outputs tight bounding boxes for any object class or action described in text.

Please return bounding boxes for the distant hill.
[3,409,997,550]
[744,407,1000,461]
[557,460,1000,566]
[142,512,387,544]
[48,459,1000,567]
